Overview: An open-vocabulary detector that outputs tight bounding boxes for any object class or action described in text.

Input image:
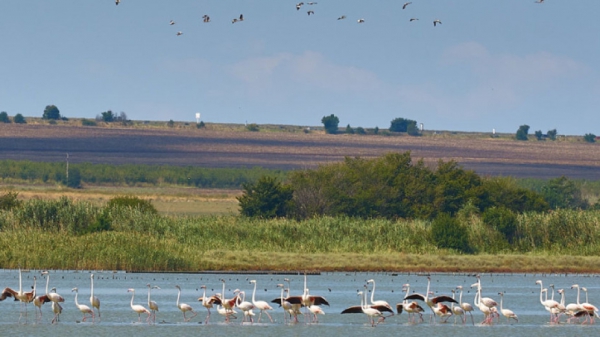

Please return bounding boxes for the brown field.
[1,121,599,180]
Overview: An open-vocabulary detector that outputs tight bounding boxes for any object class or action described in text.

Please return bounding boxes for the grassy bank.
[1,197,600,272]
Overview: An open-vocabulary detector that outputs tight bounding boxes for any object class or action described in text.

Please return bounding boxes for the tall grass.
[2,198,600,271]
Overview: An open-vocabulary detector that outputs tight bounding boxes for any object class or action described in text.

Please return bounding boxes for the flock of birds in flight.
[1,269,599,327]
[110,0,552,36]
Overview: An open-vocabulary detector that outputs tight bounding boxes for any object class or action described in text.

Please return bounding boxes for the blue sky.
[1,1,598,135]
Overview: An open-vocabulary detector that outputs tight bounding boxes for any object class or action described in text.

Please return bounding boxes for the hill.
[0,121,598,180]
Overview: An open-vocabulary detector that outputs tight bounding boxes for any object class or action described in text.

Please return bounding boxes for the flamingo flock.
[1,271,600,327]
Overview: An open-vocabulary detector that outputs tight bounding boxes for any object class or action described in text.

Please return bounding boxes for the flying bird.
[535,0,544,3]
[357,19,365,23]
[169,20,175,25]
[296,2,304,10]
[337,15,346,20]
[433,19,442,26]
[202,15,210,23]
[307,2,317,4]
[176,31,183,36]
[307,10,314,16]
[403,2,412,10]
[115,0,120,5]
[410,18,419,22]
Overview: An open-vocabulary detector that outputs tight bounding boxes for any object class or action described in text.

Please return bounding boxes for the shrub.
[516,124,530,141]
[167,120,175,127]
[246,123,260,132]
[0,192,21,211]
[430,213,471,253]
[346,124,354,134]
[66,168,82,189]
[321,114,339,134]
[196,121,205,129]
[13,114,26,124]
[583,133,596,143]
[547,129,557,141]
[389,117,417,133]
[355,127,366,135]
[106,196,158,215]
[237,176,294,218]
[81,119,97,126]
[534,130,543,140]
[482,206,518,243]
[42,105,61,120]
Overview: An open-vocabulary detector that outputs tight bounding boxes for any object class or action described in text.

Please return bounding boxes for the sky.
[1,1,599,135]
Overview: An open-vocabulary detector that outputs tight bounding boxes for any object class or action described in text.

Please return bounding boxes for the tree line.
[0,160,286,189]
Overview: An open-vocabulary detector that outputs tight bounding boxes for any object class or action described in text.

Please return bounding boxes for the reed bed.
[1,199,600,271]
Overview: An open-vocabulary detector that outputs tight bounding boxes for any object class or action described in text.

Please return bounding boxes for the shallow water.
[1,270,599,336]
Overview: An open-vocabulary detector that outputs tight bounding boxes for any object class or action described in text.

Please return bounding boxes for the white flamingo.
[72,287,94,322]
[127,288,150,323]
[175,285,197,322]
[249,280,274,323]
[276,284,295,323]
[397,283,425,323]
[90,274,101,319]
[342,291,384,327]
[147,284,160,323]
[51,292,63,325]
[234,289,255,323]
[456,286,474,325]
[218,279,239,321]
[580,286,600,323]
[404,276,458,323]
[366,279,394,317]
[471,282,493,324]
[0,267,36,322]
[451,289,465,324]
[536,280,559,323]
[498,292,518,323]
[308,304,325,322]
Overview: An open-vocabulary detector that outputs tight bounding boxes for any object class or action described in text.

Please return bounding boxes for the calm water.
[1,270,599,336]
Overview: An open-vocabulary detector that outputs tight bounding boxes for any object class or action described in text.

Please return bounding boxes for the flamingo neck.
[74,291,79,306]
[91,275,94,297]
[370,281,376,304]
[18,268,22,293]
[252,282,257,303]
[148,286,151,303]
[46,273,50,295]
[539,282,544,304]
[576,286,581,305]
[130,290,135,306]
[176,288,181,307]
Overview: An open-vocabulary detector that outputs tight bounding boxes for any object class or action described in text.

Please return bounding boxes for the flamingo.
[176,31,183,36]
[234,289,254,323]
[471,282,494,324]
[536,280,559,323]
[475,276,498,310]
[410,18,419,22]
[404,276,458,323]
[451,289,465,324]
[276,284,295,323]
[433,19,442,26]
[217,304,237,320]
[357,19,365,23]
[249,280,274,323]
[147,284,160,323]
[90,274,101,319]
[218,279,239,321]
[341,291,384,327]
[308,304,325,322]
[169,20,175,25]
[175,285,197,322]
[397,284,425,323]
[366,279,394,318]
[337,15,346,20]
[115,0,120,5]
[198,285,221,324]
[51,290,63,325]
[580,287,600,323]
[568,284,585,322]
[402,2,412,9]
[72,287,94,322]
[456,286,474,325]
[127,288,150,323]
[432,300,453,323]
[498,292,518,323]
[202,15,210,23]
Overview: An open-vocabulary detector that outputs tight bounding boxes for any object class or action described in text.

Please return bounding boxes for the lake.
[0,270,599,336]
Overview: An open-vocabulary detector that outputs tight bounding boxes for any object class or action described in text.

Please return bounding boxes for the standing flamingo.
[127,288,150,323]
[234,289,255,323]
[198,285,221,324]
[72,287,94,322]
[271,278,301,322]
[498,292,518,323]
[275,284,294,323]
[456,286,474,325]
[308,304,325,322]
[366,279,394,318]
[397,284,425,323]
[41,271,64,304]
[0,267,36,322]
[51,289,63,325]
[451,289,465,324]
[249,280,274,323]
[175,285,197,322]
[90,274,101,319]
[580,287,600,323]
[342,291,384,327]
[146,284,160,323]
[404,276,457,323]
[471,282,494,324]
[218,279,239,321]
[536,280,559,323]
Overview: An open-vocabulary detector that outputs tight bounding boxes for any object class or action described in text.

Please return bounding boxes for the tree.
[534,130,543,140]
[482,206,518,244]
[547,129,557,141]
[42,105,61,120]
[541,176,588,210]
[321,114,339,134]
[167,119,175,127]
[583,133,596,143]
[13,114,26,124]
[515,124,530,141]
[407,123,420,136]
[101,110,115,122]
[373,126,379,134]
[66,168,82,189]
[346,124,354,134]
[237,176,294,218]
[389,117,417,133]
[0,111,10,123]
[355,127,366,135]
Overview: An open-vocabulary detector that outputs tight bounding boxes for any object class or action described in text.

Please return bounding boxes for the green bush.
[81,119,97,126]
[584,133,596,143]
[482,206,517,243]
[237,176,294,218]
[430,213,471,253]
[321,114,339,134]
[196,121,205,129]
[355,127,366,135]
[516,125,530,141]
[246,123,260,132]
[107,195,158,215]
[389,117,417,133]
[13,114,26,124]
[0,192,21,211]
[0,111,10,123]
